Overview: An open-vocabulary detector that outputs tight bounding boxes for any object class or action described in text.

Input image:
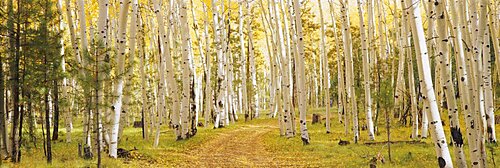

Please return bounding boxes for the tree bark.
[434,1,466,166]
[356,0,374,140]
[202,2,212,127]
[109,0,130,158]
[178,0,192,139]
[405,0,453,166]
[319,0,331,134]
[340,0,359,143]
[293,0,310,145]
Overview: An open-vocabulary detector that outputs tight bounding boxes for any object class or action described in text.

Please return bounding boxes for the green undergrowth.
[1,107,499,167]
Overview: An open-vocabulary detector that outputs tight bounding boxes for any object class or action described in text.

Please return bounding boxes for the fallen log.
[364,140,426,145]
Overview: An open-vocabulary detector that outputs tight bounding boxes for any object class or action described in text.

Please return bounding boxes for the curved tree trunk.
[405,0,453,166]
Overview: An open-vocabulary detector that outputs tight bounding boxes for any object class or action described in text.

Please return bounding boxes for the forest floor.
[1,107,500,167]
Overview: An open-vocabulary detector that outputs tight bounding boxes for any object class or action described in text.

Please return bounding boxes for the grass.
[1,106,499,167]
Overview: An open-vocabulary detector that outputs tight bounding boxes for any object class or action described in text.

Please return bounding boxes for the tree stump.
[312,114,321,124]
[133,121,143,128]
[338,139,350,146]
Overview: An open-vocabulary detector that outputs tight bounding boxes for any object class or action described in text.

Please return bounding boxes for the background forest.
[0,0,499,167]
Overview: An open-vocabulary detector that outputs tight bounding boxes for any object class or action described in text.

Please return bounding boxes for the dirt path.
[186,123,278,167]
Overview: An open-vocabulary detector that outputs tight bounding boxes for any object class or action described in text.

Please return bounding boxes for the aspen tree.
[240,0,250,122]
[448,1,476,163]
[247,0,258,119]
[109,0,130,158]
[178,0,192,139]
[487,6,498,143]
[286,0,297,135]
[138,10,148,140]
[401,0,418,139]
[63,0,77,143]
[120,0,140,139]
[77,0,92,148]
[202,2,212,127]
[272,0,293,137]
[189,0,203,127]
[356,0,374,140]
[318,0,331,134]
[434,1,466,166]
[96,0,109,146]
[405,0,453,166]
[293,0,310,144]
[454,1,481,164]
[394,0,406,122]
[469,0,489,166]
[212,0,225,127]
[328,0,347,131]
[483,3,496,143]
[340,0,359,143]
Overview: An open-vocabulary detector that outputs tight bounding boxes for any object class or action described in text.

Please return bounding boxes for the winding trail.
[187,123,278,167]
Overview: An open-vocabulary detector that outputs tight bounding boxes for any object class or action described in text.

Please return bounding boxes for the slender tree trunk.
[120,0,139,140]
[7,0,20,162]
[405,0,453,166]
[109,0,130,158]
[179,0,192,139]
[95,0,109,148]
[238,0,248,123]
[212,0,224,127]
[292,0,310,145]
[138,8,148,140]
[356,0,374,140]
[76,0,92,149]
[401,0,418,139]
[340,0,359,143]
[469,0,489,166]
[328,0,345,127]
[44,39,52,163]
[433,1,466,166]
[318,0,331,134]
[63,0,78,143]
[487,7,498,143]
[272,0,292,137]
[0,45,6,158]
[247,0,258,119]
[202,2,212,127]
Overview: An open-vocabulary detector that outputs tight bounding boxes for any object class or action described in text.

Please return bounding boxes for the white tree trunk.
[482,16,495,143]
[76,0,91,148]
[340,0,359,143]
[405,0,453,166]
[356,0,374,140]
[487,8,498,143]
[318,0,331,134]
[434,1,466,166]
[212,0,225,128]
[63,0,77,143]
[119,0,139,139]
[177,0,191,139]
[401,0,418,139]
[328,0,346,129]
[202,3,212,127]
[293,0,310,144]
[109,0,130,158]
[247,0,258,119]
[272,0,293,137]
[470,0,489,166]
